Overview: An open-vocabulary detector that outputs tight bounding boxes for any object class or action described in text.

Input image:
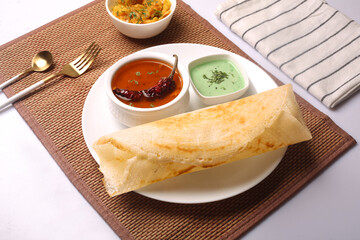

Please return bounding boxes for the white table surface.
[1,0,359,239]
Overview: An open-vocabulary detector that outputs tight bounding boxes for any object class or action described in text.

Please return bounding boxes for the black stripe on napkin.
[229,0,281,30]
[242,0,307,39]
[219,0,249,20]
[279,20,355,70]
[306,54,360,90]
[293,35,360,81]
[254,1,325,49]
[321,72,360,102]
[266,10,339,58]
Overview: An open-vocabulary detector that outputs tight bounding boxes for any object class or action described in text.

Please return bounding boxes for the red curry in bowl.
[111,57,183,108]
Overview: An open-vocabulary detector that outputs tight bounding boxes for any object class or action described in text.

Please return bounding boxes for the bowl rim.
[188,53,250,100]
[105,51,189,113]
[105,0,177,27]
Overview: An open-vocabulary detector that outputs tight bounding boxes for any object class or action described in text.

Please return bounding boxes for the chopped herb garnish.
[112,0,170,24]
[136,72,141,76]
[129,11,137,19]
[129,102,133,106]
[138,8,146,15]
[203,69,229,86]
[150,103,155,107]
[128,79,139,85]
[154,10,163,18]
[147,70,159,75]
[136,16,144,24]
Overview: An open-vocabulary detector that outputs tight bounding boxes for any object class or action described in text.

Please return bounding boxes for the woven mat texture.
[0,1,356,239]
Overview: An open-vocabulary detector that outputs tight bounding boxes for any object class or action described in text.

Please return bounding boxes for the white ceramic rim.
[188,53,250,100]
[105,0,177,27]
[105,52,189,113]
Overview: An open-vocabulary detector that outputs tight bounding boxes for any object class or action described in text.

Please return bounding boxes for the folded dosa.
[93,84,312,197]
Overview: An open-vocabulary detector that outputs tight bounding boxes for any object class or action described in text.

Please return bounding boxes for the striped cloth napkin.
[215,0,360,108]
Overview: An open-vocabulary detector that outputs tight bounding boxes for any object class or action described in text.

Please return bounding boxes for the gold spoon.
[0,51,53,90]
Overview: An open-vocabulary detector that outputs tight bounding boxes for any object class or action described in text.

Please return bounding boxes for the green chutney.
[190,59,245,97]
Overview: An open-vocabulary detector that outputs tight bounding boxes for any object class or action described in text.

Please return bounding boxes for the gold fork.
[0,42,101,110]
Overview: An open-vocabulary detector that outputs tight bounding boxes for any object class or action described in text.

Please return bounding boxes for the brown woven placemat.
[0,1,356,239]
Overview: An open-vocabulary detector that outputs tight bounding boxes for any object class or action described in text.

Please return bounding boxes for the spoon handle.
[0,68,32,90]
[0,73,60,110]
[0,81,44,110]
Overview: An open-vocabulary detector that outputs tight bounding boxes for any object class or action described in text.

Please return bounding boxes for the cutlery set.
[0,42,100,110]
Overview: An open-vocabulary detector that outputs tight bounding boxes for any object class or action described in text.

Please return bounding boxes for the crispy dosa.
[93,84,312,197]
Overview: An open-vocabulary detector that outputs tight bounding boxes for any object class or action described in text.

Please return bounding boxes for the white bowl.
[105,52,190,127]
[188,54,250,105]
[105,0,176,39]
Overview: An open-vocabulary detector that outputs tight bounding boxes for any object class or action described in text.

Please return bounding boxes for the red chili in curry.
[112,55,182,108]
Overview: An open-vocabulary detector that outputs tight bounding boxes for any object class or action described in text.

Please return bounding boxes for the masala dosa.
[93,84,312,197]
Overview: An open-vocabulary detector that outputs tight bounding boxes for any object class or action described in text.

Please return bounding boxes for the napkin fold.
[215,0,360,108]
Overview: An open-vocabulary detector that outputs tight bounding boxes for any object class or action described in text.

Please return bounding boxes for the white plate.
[82,43,287,204]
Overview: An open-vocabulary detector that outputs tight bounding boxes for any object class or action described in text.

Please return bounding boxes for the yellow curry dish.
[112,0,172,24]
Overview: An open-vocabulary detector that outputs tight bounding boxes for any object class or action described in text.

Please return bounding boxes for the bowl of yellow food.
[106,0,176,39]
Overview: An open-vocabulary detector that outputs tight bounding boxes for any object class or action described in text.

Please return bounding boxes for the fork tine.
[78,44,101,70]
[0,43,101,109]
[75,43,99,69]
[79,46,101,72]
[72,42,96,66]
